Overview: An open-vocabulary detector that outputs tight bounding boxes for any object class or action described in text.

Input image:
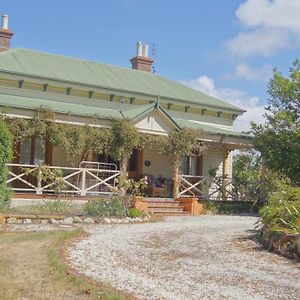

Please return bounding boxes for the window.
[98,154,119,168]
[20,138,32,164]
[128,149,138,172]
[180,155,201,176]
[33,138,45,164]
[20,138,45,165]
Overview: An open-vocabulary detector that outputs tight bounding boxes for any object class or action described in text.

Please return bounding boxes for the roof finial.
[155,96,160,109]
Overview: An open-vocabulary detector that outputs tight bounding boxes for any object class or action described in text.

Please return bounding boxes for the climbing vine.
[2,106,205,166]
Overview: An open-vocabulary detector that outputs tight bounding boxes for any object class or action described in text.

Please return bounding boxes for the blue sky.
[1,0,299,130]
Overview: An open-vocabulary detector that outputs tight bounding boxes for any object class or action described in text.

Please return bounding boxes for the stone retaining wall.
[261,229,300,261]
[0,212,150,225]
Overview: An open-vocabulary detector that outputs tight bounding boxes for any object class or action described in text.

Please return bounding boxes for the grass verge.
[0,229,134,300]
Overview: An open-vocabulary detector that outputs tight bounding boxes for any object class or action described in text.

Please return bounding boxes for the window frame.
[180,154,202,176]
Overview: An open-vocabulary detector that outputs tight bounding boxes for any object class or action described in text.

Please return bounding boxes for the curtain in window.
[180,156,189,175]
[20,138,31,164]
[33,138,45,165]
[190,156,198,176]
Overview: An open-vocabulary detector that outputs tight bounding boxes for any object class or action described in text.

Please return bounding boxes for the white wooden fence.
[6,163,120,196]
[179,175,236,200]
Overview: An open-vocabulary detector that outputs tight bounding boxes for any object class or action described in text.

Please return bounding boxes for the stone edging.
[0,212,151,225]
[261,229,300,261]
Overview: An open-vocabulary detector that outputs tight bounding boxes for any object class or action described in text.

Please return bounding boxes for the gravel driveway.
[68,215,300,300]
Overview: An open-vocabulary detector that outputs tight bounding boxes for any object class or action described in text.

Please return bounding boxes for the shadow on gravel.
[234,229,266,252]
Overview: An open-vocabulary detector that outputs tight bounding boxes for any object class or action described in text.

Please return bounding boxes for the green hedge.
[203,200,261,214]
[0,119,12,207]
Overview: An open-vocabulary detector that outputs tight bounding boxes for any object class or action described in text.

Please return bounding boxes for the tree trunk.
[173,156,180,199]
[119,157,128,197]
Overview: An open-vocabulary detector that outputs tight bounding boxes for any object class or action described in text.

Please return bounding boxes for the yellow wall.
[52,146,86,168]
[142,149,173,179]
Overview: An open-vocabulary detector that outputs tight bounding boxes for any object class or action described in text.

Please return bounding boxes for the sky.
[1,0,299,131]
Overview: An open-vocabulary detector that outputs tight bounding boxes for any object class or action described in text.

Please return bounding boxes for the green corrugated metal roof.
[0,93,122,119]
[0,93,249,138]
[121,103,155,119]
[0,48,244,113]
[174,118,250,138]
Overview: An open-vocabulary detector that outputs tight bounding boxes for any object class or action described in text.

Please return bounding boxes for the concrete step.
[148,206,185,213]
[150,210,190,215]
[147,202,182,208]
[144,199,191,215]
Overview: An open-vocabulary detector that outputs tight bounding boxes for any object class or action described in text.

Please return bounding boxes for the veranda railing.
[6,163,120,196]
[179,174,255,201]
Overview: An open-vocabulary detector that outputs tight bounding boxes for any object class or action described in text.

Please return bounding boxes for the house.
[0,15,251,203]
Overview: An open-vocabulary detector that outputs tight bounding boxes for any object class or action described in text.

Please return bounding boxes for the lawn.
[0,229,131,300]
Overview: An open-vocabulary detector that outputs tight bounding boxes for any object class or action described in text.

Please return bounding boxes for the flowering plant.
[115,177,148,197]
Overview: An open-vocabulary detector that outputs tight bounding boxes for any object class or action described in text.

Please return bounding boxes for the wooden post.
[80,169,87,196]
[222,148,230,178]
[222,148,230,200]
[173,156,180,199]
[36,165,42,195]
[119,157,129,197]
[136,149,143,179]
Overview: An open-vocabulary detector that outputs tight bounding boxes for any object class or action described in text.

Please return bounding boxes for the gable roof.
[0,48,244,113]
[121,103,155,120]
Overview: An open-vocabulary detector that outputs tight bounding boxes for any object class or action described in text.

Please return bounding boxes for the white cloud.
[182,75,266,132]
[227,0,300,57]
[225,63,272,82]
[234,105,266,132]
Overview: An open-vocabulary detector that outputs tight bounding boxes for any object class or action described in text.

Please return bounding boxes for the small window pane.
[190,156,198,176]
[180,156,189,175]
[20,138,32,164]
[129,149,137,172]
[33,138,45,165]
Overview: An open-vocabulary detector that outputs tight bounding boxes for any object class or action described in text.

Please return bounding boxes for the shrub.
[259,187,300,232]
[203,201,221,214]
[84,196,126,217]
[0,119,13,207]
[128,208,143,218]
[203,201,258,214]
[279,206,300,234]
[29,199,72,214]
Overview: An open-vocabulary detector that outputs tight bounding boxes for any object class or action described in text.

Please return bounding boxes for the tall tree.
[252,60,300,184]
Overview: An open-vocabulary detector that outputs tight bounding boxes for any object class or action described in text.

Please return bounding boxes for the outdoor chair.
[144,175,167,198]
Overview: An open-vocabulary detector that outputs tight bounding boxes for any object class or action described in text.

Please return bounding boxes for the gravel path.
[68,215,300,300]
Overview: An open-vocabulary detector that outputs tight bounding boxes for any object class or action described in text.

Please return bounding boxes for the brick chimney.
[130,41,153,72]
[0,15,14,52]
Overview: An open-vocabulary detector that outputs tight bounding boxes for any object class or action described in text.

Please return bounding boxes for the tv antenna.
[151,43,156,74]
